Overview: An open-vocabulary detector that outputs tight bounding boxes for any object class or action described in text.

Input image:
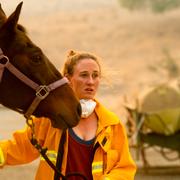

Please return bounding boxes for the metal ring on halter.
[36,85,50,100]
[0,55,9,66]
[0,55,9,82]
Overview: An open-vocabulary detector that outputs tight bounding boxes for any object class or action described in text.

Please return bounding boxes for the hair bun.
[67,50,77,58]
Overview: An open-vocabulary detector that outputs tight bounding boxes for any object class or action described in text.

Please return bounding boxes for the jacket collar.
[94,99,120,135]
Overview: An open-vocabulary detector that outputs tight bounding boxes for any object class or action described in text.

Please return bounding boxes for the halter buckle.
[0,55,9,66]
[36,85,50,99]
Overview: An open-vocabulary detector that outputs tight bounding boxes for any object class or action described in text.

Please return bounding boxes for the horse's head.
[0,2,81,129]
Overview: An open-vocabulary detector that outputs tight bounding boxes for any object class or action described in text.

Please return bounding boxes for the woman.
[0,50,136,180]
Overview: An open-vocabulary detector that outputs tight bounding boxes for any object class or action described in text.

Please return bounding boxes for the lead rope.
[26,117,67,180]
[27,117,87,180]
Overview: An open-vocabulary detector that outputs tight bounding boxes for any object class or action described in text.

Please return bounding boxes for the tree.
[118,0,180,13]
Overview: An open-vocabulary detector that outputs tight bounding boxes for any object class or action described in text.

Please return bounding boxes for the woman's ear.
[64,74,70,80]
[65,74,73,87]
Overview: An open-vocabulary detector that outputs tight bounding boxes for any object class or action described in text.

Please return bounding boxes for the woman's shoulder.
[95,100,121,126]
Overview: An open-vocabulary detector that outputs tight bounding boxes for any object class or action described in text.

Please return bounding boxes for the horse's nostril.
[77,103,82,116]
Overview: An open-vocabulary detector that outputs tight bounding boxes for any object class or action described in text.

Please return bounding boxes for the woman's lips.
[85,88,93,92]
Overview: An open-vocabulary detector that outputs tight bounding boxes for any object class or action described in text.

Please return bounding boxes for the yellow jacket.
[0,101,136,180]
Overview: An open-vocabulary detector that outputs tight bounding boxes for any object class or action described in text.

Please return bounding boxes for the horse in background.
[0,2,81,129]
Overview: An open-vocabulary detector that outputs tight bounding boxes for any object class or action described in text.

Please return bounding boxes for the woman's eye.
[92,73,99,78]
[80,73,88,77]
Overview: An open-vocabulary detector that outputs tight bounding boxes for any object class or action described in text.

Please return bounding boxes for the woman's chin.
[80,93,96,99]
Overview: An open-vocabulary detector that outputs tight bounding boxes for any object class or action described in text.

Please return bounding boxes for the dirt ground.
[0,0,180,179]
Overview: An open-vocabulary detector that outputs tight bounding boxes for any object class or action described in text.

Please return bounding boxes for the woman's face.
[69,58,101,99]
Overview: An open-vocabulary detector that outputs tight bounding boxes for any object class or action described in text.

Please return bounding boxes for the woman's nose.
[87,76,94,84]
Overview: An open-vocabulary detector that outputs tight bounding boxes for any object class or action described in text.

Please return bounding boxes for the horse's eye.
[31,55,42,65]
[27,42,33,48]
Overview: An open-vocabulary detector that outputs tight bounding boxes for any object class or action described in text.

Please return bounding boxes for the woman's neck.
[72,112,98,141]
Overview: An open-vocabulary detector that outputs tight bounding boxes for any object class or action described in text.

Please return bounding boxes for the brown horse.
[0,2,81,129]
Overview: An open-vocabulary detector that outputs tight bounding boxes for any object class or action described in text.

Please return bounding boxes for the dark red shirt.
[66,128,95,180]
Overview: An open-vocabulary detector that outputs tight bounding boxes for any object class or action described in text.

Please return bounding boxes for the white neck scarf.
[80,99,96,118]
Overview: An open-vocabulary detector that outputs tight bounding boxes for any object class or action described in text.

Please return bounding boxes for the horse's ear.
[0,4,7,26]
[2,2,23,32]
